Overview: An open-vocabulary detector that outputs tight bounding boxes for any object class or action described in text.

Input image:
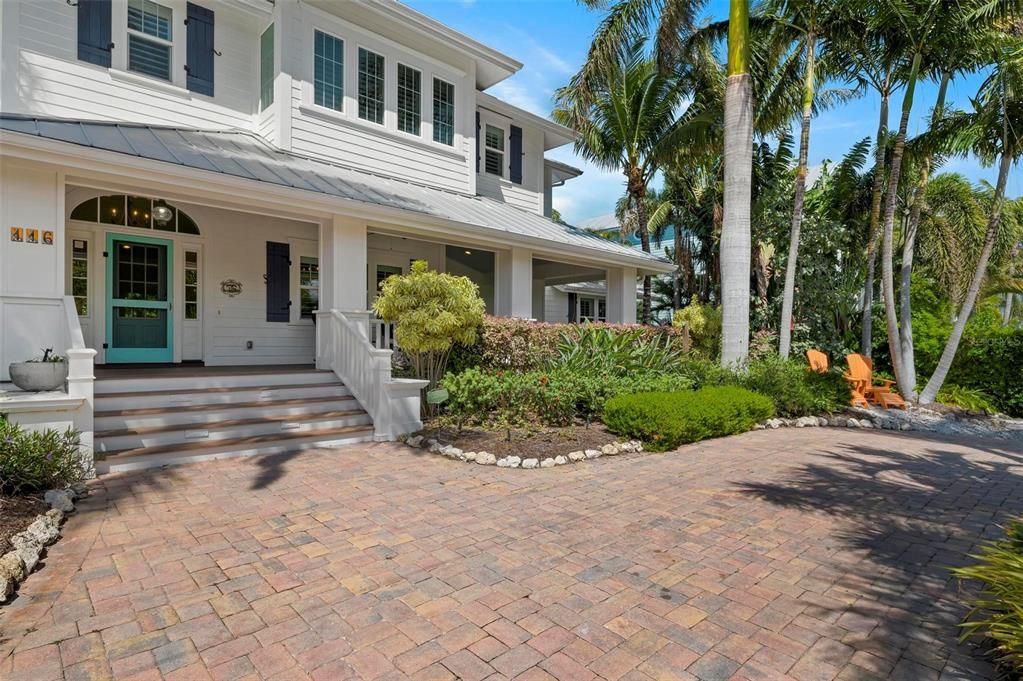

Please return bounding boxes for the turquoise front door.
[105,234,173,363]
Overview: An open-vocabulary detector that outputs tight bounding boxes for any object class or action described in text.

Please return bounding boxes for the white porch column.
[321,215,368,312]
[318,215,367,368]
[606,266,638,324]
[495,247,533,318]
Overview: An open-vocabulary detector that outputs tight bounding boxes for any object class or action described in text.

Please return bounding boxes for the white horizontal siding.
[290,87,469,192]
[10,0,256,130]
[475,111,544,214]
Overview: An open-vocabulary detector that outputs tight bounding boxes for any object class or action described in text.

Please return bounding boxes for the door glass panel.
[114,242,166,301]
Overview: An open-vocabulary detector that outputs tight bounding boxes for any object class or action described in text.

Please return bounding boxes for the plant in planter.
[8,348,67,392]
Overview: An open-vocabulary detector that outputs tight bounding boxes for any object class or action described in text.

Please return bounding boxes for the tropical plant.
[551,325,684,375]
[673,301,722,358]
[919,29,1023,405]
[553,39,711,324]
[953,517,1023,676]
[373,260,486,392]
[0,417,84,495]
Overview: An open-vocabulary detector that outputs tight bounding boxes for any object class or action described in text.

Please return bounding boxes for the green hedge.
[440,367,694,428]
[603,387,775,452]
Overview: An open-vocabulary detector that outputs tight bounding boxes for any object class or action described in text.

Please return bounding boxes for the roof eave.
[0,129,672,275]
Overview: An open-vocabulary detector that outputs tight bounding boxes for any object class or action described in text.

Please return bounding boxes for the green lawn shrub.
[603,387,775,451]
[953,518,1023,675]
[676,356,848,417]
[0,417,84,495]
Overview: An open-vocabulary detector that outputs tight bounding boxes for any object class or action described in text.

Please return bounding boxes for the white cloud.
[546,147,627,225]
[486,80,548,116]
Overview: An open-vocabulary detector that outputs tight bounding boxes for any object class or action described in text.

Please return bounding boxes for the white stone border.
[402,434,644,468]
[0,484,86,602]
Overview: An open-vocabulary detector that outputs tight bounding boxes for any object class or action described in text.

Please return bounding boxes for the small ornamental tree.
[373,260,485,391]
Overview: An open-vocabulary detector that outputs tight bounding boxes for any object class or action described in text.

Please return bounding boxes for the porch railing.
[315,309,426,440]
[63,295,98,473]
[370,317,397,351]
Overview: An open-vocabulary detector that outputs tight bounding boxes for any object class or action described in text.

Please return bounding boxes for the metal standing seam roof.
[0,115,671,268]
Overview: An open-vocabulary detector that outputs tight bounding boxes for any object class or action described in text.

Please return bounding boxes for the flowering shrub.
[0,416,84,495]
[449,316,690,372]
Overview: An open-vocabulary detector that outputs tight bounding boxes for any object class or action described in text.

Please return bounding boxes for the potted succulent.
[9,348,67,392]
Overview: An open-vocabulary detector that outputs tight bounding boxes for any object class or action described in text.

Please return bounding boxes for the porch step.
[95,395,357,428]
[93,367,374,474]
[95,382,350,411]
[96,425,375,474]
[95,367,337,393]
[96,409,372,450]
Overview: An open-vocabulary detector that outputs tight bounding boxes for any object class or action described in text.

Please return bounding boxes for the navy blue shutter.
[266,242,290,322]
[78,0,112,67]
[186,3,215,96]
[509,125,523,184]
[475,112,481,173]
[567,293,578,323]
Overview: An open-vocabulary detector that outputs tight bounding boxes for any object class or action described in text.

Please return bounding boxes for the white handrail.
[62,296,98,474]
[316,309,426,440]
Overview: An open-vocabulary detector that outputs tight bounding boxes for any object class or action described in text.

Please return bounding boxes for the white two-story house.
[0,0,672,472]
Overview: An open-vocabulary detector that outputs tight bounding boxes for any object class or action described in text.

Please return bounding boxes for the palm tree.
[553,40,710,324]
[763,0,845,358]
[919,31,1022,404]
[720,0,754,365]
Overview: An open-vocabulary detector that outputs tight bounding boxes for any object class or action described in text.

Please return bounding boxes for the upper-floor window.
[433,78,455,146]
[397,64,422,136]
[358,47,385,124]
[260,24,274,111]
[484,124,504,176]
[127,0,173,81]
[314,30,344,111]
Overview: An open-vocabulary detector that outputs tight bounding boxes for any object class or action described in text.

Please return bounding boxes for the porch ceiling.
[0,115,673,274]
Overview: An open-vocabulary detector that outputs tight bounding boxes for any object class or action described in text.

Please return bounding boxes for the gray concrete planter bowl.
[8,361,67,392]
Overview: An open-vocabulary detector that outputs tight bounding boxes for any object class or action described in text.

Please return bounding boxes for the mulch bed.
[0,493,47,555]
[420,424,621,459]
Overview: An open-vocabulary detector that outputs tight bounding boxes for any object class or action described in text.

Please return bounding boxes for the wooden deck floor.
[94,364,318,380]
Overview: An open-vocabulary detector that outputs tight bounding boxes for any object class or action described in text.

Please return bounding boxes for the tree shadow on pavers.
[249,449,309,491]
[733,432,1023,677]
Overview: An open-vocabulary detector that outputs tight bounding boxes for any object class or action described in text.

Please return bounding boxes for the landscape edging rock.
[1,482,86,603]
[402,434,643,468]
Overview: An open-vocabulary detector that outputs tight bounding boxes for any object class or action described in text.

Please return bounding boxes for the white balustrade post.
[314,310,332,369]
[65,346,97,477]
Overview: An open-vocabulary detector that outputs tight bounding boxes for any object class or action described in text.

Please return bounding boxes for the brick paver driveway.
[3,429,1022,681]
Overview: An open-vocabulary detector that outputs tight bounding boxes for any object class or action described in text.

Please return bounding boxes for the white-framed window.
[127,0,173,81]
[433,77,455,146]
[397,63,422,136]
[72,239,89,317]
[358,47,385,124]
[484,124,505,176]
[314,30,344,111]
[299,256,319,319]
[579,297,594,322]
[184,250,200,320]
[260,24,274,111]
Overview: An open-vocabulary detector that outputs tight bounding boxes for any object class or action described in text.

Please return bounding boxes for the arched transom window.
[70,195,200,235]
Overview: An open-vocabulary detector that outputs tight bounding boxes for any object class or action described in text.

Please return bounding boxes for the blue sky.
[407,0,1022,225]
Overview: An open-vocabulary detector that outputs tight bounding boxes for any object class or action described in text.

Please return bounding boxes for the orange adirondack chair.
[845,353,907,409]
[806,349,829,373]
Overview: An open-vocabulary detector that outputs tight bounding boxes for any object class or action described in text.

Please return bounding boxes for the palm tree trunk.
[779,34,816,359]
[1004,294,1015,325]
[861,85,890,356]
[881,52,922,399]
[720,0,752,367]
[673,226,683,309]
[897,71,951,394]
[639,225,652,324]
[919,149,1012,404]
